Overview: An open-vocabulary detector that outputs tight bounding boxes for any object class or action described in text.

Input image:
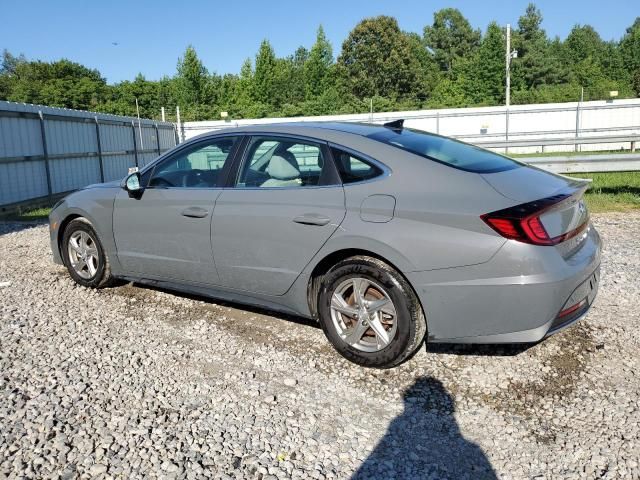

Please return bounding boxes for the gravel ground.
[0,213,639,479]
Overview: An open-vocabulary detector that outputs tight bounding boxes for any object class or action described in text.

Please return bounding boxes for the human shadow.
[352,376,497,480]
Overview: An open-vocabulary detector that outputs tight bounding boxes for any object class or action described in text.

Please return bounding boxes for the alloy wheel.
[67,230,99,280]
[330,277,398,352]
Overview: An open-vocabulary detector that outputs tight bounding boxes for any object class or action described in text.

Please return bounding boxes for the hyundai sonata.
[49,121,601,368]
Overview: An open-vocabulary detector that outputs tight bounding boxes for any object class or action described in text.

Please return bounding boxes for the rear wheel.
[61,218,114,288]
[317,255,426,368]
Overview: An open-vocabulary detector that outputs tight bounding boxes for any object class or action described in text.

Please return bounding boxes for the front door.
[113,136,240,285]
[212,136,346,296]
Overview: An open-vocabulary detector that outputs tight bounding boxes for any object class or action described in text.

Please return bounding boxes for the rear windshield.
[368,128,522,173]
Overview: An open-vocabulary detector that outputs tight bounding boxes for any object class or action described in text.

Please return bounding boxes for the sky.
[1,0,638,84]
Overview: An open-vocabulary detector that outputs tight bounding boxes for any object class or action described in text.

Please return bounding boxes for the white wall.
[182,99,640,154]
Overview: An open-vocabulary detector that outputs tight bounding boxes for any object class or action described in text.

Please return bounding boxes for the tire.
[317,255,427,368]
[61,218,114,288]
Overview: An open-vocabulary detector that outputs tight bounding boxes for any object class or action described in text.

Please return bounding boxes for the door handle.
[293,213,331,226]
[181,207,209,218]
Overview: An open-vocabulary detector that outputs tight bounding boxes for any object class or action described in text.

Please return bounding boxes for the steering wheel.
[149,176,173,188]
[183,169,208,188]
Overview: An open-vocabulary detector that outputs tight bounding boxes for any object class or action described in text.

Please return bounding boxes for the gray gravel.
[1,213,639,479]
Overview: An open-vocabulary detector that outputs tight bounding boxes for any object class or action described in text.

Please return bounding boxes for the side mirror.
[123,171,143,198]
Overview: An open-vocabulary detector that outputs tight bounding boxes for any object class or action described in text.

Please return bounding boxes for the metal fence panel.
[0,116,43,157]
[50,156,102,193]
[0,101,177,208]
[0,160,49,205]
[103,153,137,182]
[100,123,133,153]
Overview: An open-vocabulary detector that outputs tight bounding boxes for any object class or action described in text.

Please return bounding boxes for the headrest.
[266,155,300,180]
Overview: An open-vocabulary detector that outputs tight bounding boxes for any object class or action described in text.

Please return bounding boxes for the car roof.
[196,121,395,142]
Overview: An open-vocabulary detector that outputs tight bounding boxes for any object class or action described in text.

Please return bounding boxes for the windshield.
[368,128,522,173]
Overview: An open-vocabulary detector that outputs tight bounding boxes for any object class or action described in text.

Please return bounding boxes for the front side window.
[331,148,383,184]
[237,137,331,188]
[368,128,522,173]
[149,136,238,188]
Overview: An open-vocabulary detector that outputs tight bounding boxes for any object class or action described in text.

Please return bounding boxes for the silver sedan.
[49,122,601,368]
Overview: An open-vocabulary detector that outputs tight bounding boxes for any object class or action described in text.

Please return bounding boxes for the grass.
[568,171,640,213]
[1,207,51,221]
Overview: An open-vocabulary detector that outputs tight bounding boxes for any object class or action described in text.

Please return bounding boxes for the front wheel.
[317,256,427,368]
[61,218,114,288]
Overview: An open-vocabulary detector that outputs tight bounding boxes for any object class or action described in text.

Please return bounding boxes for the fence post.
[176,106,182,144]
[574,103,581,152]
[38,111,53,200]
[155,123,161,156]
[131,121,139,167]
[436,111,440,134]
[94,116,105,182]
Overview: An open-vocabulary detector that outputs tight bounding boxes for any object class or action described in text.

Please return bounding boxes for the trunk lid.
[481,166,591,250]
[480,165,589,203]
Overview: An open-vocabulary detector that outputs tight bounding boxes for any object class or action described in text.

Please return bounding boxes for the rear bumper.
[407,224,601,344]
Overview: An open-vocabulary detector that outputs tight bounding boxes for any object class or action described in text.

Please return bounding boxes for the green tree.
[404,32,439,105]
[304,25,333,98]
[620,18,640,94]
[466,22,505,104]
[565,25,605,64]
[175,45,208,107]
[0,50,27,99]
[253,40,278,107]
[337,16,424,100]
[511,4,567,90]
[98,73,165,118]
[423,8,481,74]
[3,57,107,109]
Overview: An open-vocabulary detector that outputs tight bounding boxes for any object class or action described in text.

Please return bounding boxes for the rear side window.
[331,148,383,184]
[237,137,334,188]
[368,128,522,173]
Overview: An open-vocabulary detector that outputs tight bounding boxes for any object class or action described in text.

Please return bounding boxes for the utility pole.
[505,24,511,108]
[161,106,166,122]
[135,97,144,150]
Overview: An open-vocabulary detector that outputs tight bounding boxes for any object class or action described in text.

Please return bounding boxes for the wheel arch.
[306,247,426,323]
[57,213,84,257]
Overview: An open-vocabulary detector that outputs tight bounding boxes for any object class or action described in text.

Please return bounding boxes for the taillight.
[481,193,588,246]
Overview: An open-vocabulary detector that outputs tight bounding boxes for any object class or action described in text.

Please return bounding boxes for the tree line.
[1,4,639,122]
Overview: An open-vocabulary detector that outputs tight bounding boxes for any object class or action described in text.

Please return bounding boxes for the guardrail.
[474,134,638,150]
[523,153,640,174]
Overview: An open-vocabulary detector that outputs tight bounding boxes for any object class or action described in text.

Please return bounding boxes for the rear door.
[211,135,346,295]
[113,136,240,285]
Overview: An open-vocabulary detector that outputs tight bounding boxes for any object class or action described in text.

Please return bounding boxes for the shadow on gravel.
[426,342,535,357]
[352,377,497,480]
[125,282,321,330]
[0,220,48,236]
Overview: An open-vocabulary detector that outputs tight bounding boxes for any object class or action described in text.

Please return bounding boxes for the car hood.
[83,179,121,190]
[481,165,589,203]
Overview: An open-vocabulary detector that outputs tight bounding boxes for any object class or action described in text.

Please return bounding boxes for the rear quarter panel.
[311,143,513,273]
